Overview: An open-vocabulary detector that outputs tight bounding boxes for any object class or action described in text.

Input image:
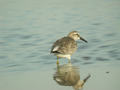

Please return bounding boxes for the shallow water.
[0,0,120,90]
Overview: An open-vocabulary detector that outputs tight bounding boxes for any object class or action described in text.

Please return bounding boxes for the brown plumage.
[51,37,77,55]
[51,31,87,63]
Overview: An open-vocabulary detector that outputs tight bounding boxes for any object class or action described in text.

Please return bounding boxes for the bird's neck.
[68,36,77,41]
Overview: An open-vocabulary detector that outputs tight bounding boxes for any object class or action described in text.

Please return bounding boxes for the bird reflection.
[53,62,91,90]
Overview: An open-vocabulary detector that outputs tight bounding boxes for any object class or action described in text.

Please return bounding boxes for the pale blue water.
[0,0,120,90]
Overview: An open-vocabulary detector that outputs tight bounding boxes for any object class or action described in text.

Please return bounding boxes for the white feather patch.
[55,78,62,82]
[52,46,59,51]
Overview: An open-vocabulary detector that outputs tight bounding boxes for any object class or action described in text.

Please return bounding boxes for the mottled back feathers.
[51,37,77,55]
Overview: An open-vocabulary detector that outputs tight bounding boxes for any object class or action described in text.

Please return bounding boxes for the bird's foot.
[56,60,59,65]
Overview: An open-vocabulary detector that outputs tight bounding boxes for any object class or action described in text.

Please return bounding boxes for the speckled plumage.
[51,31,87,63]
[51,37,77,55]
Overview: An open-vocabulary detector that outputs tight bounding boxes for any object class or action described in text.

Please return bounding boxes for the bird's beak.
[80,37,88,43]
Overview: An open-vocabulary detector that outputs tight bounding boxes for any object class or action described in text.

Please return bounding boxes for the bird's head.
[68,31,88,43]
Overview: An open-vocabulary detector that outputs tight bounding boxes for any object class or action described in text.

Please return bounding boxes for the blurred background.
[0,0,120,90]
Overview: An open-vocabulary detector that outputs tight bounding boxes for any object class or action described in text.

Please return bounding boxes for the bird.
[53,62,91,90]
[51,31,87,64]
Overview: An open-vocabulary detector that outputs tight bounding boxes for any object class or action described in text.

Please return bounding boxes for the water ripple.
[96,57,109,61]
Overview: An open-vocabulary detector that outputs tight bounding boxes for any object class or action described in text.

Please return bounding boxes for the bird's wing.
[51,37,65,54]
[51,37,77,54]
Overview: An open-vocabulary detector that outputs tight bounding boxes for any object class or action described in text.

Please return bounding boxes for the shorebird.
[53,62,91,90]
[51,31,87,64]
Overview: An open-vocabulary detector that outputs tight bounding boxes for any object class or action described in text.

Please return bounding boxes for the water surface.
[0,0,120,90]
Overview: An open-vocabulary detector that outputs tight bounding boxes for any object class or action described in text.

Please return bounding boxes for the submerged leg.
[56,57,59,65]
[68,56,71,63]
[68,59,71,63]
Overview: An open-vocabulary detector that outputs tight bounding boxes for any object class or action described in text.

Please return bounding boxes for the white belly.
[55,54,71,60]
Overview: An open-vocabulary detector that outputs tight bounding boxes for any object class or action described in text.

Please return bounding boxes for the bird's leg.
[56,57,59,65]
[68,56,71,63]
[68,59,71,63]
